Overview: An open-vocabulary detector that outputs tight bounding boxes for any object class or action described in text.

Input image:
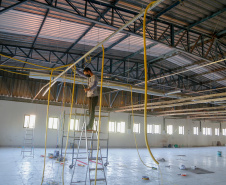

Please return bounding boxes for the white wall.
[0,100,226,148]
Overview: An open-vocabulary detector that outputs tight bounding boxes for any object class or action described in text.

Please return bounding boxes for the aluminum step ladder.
[70,122,107,185]
[21,127,34,158]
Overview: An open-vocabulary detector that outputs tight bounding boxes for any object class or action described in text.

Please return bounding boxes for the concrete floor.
[0,147,225,185]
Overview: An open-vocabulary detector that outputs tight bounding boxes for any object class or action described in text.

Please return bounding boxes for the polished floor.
[0,147,225,185]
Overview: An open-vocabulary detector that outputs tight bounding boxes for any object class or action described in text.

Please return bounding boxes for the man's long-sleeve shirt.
[76,70,98,97]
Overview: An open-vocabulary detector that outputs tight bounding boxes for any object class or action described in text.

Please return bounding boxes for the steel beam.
[0,0,28,15]
[28,9,49,57]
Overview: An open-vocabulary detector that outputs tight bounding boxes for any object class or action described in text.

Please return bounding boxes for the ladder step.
[89,157,102,160]
[73,157,87,159]
[71,181,86,184]
[89,168,104,171]
[90,178,106,182]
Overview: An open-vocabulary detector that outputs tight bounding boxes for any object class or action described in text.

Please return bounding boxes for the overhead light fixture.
[165,90,182,96]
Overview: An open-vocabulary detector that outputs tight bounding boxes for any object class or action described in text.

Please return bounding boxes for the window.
[207,128,212,135]
[24,115,36,128]
[193,127,199,135]
[154,124,161,134]
[93,120,99,130]
[117,122,125,133]
[147,124,153,134]
[215,128,219,136]
[203,127,212,135]
[48,117,58,129]
[109,121,116,132]
[133,123,140,133]
[179,126,184,135]
[167,125,173,135]
[223,129,226,136]
[70,119,79,131]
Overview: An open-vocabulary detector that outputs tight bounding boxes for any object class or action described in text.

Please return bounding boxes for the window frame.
[167,125,173,135]
[109,121,116,133]
[154,124,161,134]
[23,114,36,128]
[147,124,153,134]
[193,126,199,135]
[48,117,59,130]
[215,128,220,136]
[70,119,80,131]
[133,123,140,134]
[179,126,184,135]
[117,122,125,133]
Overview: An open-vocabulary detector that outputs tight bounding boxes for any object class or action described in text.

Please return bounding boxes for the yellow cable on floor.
[41,69,54,185]
[62,67,76,185]
[143,1,159,165]
[94,45,105,185]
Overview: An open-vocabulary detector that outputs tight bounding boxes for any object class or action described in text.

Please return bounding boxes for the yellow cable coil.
[143,1,159,165]
[94,45,105,185]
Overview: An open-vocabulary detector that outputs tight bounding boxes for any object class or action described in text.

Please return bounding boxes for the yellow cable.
[0,65,50,71]
[0,53,72,71]
[0,53,51,69]
[131,85,152,168]
[41,69,54,185]
[94,45,104,185]
[62,67,76,185]
[0,68,30,76]
[143,1,159,165]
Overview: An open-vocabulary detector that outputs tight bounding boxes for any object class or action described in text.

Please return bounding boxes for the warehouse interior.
[0,0,226,185]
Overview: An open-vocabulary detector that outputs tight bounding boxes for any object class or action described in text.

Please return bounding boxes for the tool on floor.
[142,176,149,180]
[21,127,34,158]
[70,122,107,185]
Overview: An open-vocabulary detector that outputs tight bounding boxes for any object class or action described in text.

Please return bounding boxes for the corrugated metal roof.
[146,43,174,57]
[167,55,192,66]
[0,9,42,36]
[202,73,223,80]
[186,65,209,74]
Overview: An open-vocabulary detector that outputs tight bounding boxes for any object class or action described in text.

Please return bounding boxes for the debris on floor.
[179,164,186,170]
[218,151,222,157]
[191,166,196,170]
[142,176,149,180]
[178,173,187,176]
[78,164,85,167]
[157,158,166,162]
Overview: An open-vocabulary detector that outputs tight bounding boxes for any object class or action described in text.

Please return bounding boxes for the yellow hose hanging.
[62,67,76,185]
[41,69,54,185]
[130,85,152,168]
[94,45,105,185]
[143,1,159,165]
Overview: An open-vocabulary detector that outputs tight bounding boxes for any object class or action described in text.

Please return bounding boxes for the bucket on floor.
[217,151,222,157]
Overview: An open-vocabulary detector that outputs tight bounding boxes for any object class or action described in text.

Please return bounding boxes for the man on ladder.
[77,67,98,130]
